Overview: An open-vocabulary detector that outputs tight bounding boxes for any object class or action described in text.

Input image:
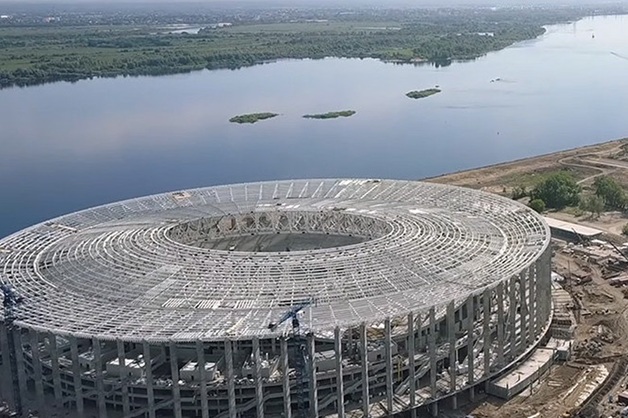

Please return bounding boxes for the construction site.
[431,138,628,418]
[0,179,554,418]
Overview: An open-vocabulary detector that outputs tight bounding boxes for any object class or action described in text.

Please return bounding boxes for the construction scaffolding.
[0,179,552,417]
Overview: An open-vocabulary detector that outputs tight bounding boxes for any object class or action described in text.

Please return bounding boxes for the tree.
[529,199,546,213]
[530,172,581,209]
[579,195,605,218]
[593,176,626,210]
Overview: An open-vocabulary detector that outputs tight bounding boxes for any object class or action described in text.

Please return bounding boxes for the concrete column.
[69,336,84,416]
[519,271,529,350]
[428,307,437,396]
[117,340,131,417]
[280,337,292,418]
[29,330,45,415]
[529,264,538,338]
[168,341,182,418]
[225,341,238,417]
[546,249,553,319]
[482,288,491,376]
[335,327,345,418]
[509,276,517,359]
[447,302,456,393]
[407,312,416,412]
[253,337,265,418]
[0,323,11,404]
[360,323,369,417]
[196,340,209,418]
[467,296,474,387]
[385,319,394,414]
[496,282,505,367]
[143,341,156,418]
[14,330,28,416]
[92,338,107,418]
[430,401,438,417]
[308,334,318,418]
[545,249,552,319]
[348,327,353,354]
[48,333,63,403]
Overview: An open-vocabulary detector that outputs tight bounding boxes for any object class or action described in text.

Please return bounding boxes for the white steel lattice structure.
[0,179,552,418]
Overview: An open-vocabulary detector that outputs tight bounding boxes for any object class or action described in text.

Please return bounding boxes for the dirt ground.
[427,139,626,191]
[465,245,628,418]
[430,138,628,418]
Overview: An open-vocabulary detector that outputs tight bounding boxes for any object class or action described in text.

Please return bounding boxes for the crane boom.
[267,299,312,332]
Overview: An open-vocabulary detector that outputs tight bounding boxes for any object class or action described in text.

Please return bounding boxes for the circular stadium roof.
[0,179,549,342]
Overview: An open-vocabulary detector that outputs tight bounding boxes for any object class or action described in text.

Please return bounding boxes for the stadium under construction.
[0,179,552,417]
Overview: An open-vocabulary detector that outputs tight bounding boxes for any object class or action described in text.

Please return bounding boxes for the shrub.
[529,199,546,213]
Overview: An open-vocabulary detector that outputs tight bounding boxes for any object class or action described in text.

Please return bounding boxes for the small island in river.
[229,113,278,124]
[406,88,441,99]
[303,110,356,119]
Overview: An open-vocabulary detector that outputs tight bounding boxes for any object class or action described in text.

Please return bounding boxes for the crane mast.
[268,300,312,418]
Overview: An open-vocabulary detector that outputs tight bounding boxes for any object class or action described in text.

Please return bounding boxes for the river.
[1,14,627,237]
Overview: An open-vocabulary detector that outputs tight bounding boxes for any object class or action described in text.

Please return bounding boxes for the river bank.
[427,137,628,237]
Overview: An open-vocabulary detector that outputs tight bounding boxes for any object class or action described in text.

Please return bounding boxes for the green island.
[303,110,356,119]
[229,113,278,124]
[406,88,442,99]
[0,5,618,89]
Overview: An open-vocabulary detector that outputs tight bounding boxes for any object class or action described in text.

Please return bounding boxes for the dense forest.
[0,6,616,89]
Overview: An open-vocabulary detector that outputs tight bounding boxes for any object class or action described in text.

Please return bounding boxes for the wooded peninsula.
[0,5,622,89]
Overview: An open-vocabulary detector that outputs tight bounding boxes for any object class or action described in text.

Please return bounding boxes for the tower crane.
[268,299,312,418]
[1,283,23,417]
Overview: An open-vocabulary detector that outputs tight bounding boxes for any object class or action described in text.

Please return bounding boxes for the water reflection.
[0,15,627,237]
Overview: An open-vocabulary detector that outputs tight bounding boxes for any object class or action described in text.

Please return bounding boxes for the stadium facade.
[0,179,552,417]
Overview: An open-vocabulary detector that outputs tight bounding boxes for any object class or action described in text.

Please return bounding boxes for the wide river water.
[1,14,628,237]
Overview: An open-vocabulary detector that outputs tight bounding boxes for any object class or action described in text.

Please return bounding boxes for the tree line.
[0,17,550,89]
[515,171,628,221]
